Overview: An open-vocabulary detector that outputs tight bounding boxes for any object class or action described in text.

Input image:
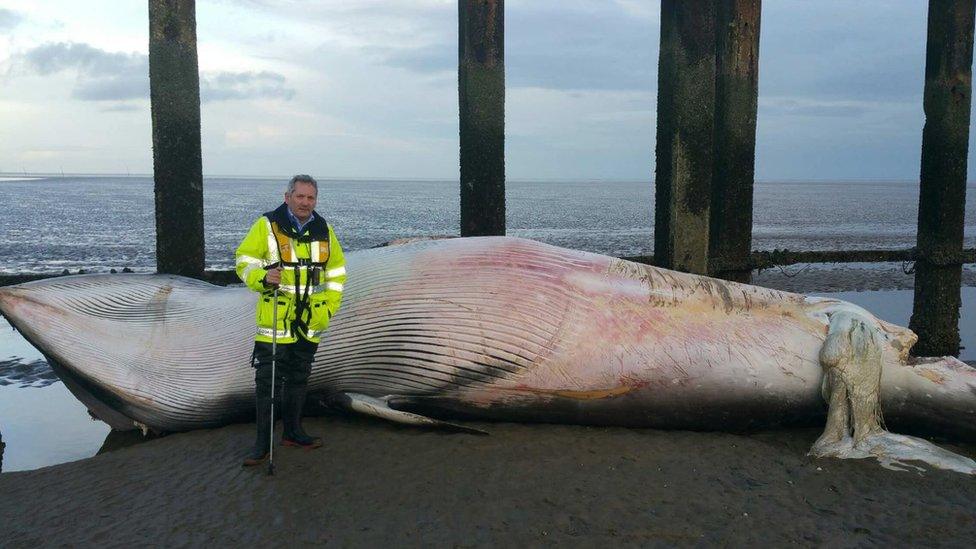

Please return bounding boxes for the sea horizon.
[0,175,973,275]
[0,172,965,185]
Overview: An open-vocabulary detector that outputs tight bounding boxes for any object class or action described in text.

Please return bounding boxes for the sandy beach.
[1,416,974,546]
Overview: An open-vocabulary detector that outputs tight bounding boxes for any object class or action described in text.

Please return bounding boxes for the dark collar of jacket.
[263,202,330,242]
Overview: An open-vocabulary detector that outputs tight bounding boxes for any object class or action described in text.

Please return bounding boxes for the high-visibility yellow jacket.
[235,203,346,344]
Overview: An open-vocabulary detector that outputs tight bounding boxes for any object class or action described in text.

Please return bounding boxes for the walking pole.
[267,286,278,476]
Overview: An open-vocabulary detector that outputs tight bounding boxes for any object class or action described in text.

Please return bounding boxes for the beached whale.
[0,237,974,473]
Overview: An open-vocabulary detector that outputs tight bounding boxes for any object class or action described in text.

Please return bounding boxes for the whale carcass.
[0,237,974,473]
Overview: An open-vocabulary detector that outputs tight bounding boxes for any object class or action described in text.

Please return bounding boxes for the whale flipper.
[334,393,489,435]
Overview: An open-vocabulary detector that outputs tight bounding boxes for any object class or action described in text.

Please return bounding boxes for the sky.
[0,0,972,181]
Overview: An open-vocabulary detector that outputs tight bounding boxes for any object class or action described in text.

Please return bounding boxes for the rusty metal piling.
[655,1,761,280]
[710,0,761,283]
[910,0,976,357]
[654,1,718,275]
[149,0,205,278]
[459,0,506,237]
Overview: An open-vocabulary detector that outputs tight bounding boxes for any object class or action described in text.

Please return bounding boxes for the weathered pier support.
[910,0,975,357]
[654,1,717,275]
[654,1,761,279]
[459,0,505,237]
[710,0,761,283]
[149,0,204,278]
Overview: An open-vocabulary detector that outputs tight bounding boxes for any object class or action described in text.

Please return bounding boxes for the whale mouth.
[0,281,148,430]
[0,284,48,335]
[0,280,102,373]
[0,283,63,369]
[0,275,257,432]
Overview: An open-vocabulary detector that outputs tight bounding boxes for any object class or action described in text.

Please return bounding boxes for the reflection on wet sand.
[0,357,59,388]
[0,356,154,460]
[97,429,154,456]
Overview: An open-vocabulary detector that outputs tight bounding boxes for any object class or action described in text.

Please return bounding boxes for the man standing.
[235,174,346,466]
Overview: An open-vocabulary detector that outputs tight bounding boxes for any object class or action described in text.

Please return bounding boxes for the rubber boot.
[282,384,322,449]
[242,396,273,466]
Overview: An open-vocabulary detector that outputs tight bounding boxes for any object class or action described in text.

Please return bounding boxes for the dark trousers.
[252,337,318,399]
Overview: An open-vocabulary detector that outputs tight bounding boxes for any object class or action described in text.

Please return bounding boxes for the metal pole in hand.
[267,286,278,476]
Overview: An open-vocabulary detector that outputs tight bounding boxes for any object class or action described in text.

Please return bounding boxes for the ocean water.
[0,176,973,274]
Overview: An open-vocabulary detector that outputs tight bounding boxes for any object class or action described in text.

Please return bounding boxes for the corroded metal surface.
[149,0,204,278]
[459,0,505,237]
[711,0,761,283]
[655,1,718,274]
[911,0,976,356]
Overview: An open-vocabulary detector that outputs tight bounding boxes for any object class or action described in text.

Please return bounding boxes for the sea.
[1,176,973,274]
[1,176,975,472]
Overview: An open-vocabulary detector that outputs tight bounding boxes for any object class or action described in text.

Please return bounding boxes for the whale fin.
[334,392,488,435]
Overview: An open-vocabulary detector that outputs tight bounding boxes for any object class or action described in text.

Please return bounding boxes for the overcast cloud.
[373,2,658,92]
[0,1,971,180]
[201,71,295,102]
[14,42,148,101]
[9,41,294,104]
[20,42,145,77]
[0,7,22,30]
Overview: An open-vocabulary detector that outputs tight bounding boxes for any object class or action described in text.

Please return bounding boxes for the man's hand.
[263,267,282,287]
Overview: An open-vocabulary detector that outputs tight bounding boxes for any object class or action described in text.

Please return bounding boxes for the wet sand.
[751,262,976,293]
[2,270,976,546]
[1,416,975,546]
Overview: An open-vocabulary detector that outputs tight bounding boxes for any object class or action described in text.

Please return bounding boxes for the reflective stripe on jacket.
[235,205,346,344]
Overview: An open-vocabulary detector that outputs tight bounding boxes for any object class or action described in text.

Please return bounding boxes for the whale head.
[0,274,255,431]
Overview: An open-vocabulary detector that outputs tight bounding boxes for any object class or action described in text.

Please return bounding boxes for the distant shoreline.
[6,173,976,185]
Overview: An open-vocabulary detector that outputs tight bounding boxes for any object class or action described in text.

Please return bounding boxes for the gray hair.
[286,174,318,195]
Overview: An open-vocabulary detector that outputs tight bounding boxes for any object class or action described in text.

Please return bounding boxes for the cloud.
[22,42,147,78]
[508,2,657,91]
[201,71,296,102]
[13,42,295,104]
[367,1,657,92]
[373,44,454,74]
[0,8,22,31]
[15,42,149,101]
[760,1,926,103]
[359,0,922,100]
[100,103,142,112]
[72,78,149,102]
[760,99,871,118]
[226,0,656,92]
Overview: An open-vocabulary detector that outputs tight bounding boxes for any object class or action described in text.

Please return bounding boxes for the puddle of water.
[0,382,110,471]
[0,316,111,472]
[812,287,975,361]
[0,288,972,472]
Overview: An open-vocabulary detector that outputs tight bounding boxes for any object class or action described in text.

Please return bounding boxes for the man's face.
[284,181,317,221]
